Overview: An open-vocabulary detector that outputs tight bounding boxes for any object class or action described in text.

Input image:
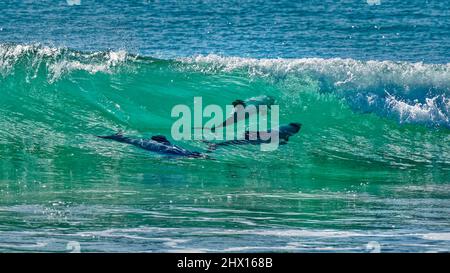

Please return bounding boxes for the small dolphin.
[207,95,275,132]
[206,122,301,151]
[97,132,206,158]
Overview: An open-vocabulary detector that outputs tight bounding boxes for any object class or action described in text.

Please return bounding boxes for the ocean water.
[0,0,449,252]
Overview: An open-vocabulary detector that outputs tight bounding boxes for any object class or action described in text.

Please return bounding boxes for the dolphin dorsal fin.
[232,99,246,108]
[151,135,171,145]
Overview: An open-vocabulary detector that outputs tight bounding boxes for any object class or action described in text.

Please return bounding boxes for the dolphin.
[206,122,302,151]
[97,132,206,158]
[205,95,276,132]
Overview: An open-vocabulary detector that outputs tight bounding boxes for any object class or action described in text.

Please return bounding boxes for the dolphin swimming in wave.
[206,122,301,151]
[204,95,276,132]
[97,132,206,158]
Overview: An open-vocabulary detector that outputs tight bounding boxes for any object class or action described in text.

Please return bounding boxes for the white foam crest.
[0,44,129,81]
[0,44,38,75]
[48,50,128,81]
[181,54,450,92]
[385,94,450,127]
[0,44,63,65]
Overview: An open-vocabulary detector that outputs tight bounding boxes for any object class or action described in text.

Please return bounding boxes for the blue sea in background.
[1,0,449,62]
[0,0,449,252]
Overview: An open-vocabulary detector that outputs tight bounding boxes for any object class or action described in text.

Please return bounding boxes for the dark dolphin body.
[207,122,302,151]
[208,95,276,132]
[98,132,205,158]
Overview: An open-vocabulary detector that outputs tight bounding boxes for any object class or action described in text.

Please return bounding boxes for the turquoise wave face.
[0,44,450,252]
